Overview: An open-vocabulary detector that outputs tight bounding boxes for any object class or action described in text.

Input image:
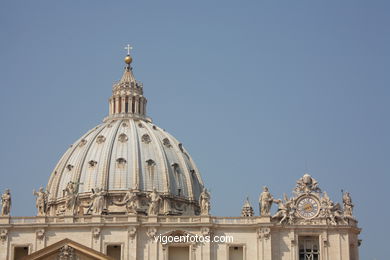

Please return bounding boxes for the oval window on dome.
[118,133,128,143]
[96,135,106,144]
[141,134,151,144]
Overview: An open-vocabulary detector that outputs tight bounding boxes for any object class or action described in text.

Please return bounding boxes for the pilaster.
[318,230,328,260]
[200,227,212,260]
[35,228,46,251]
[146,227,158,260]
[257,227,271,260]
[0,229,9,260]
[289,229,297,260]
[91,227,102,252]
[128,226,138,260]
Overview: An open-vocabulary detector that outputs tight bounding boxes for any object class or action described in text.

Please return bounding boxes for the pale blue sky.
[0,0,389,259]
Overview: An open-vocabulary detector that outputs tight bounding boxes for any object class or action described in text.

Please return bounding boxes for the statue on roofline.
[148,188,161,216]
[1,189,11,216]
[199,188,210,216]
[33,187,49,216]
[259,186,273,216]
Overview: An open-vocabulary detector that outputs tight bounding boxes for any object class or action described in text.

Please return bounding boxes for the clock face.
[297,196,319,219]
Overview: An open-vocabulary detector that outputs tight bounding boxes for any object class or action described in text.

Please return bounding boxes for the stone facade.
[0,173,361,260]
[0,212,360,259]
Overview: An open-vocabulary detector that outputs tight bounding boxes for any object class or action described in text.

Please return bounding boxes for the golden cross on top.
[124,44,133,55]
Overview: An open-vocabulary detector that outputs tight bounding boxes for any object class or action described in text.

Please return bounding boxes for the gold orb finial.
[124,55,133,64]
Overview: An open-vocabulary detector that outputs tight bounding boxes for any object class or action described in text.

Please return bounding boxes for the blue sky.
[0,0,389,259]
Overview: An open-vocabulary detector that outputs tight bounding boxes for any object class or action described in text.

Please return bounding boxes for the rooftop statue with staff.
[33,187,50,216]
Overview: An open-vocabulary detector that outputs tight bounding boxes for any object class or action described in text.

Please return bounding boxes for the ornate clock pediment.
[270,173,355,226]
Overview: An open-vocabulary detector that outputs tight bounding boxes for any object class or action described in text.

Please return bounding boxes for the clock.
[296,196,320,219]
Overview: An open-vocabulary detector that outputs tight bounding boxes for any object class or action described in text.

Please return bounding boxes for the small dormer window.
[163,138,172,148]
[146,159,156,187]
[141,134,151,144]
[171,163,179,173]
[78,139,87,148]
[107,120,116,128]
[88,160,97,167]
[178,143,184,152]
[66,164,74,171]
[116,158,127,167]
[146,159,156,167]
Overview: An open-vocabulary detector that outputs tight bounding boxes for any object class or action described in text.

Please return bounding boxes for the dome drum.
[49,189,200,216]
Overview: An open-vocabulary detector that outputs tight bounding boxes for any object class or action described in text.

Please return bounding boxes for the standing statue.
[199,188,211,216]
[63,182,79,215]
[114,188,138,214]
[1,189,11,216]
[147,188,161,216]
[88,188,107,215]
[343,191,354,218]
[258,186,273,216]
[33,187,49,216]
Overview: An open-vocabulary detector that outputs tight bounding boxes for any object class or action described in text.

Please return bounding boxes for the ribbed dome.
[45,51,205,216]
[47,119,203,198]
